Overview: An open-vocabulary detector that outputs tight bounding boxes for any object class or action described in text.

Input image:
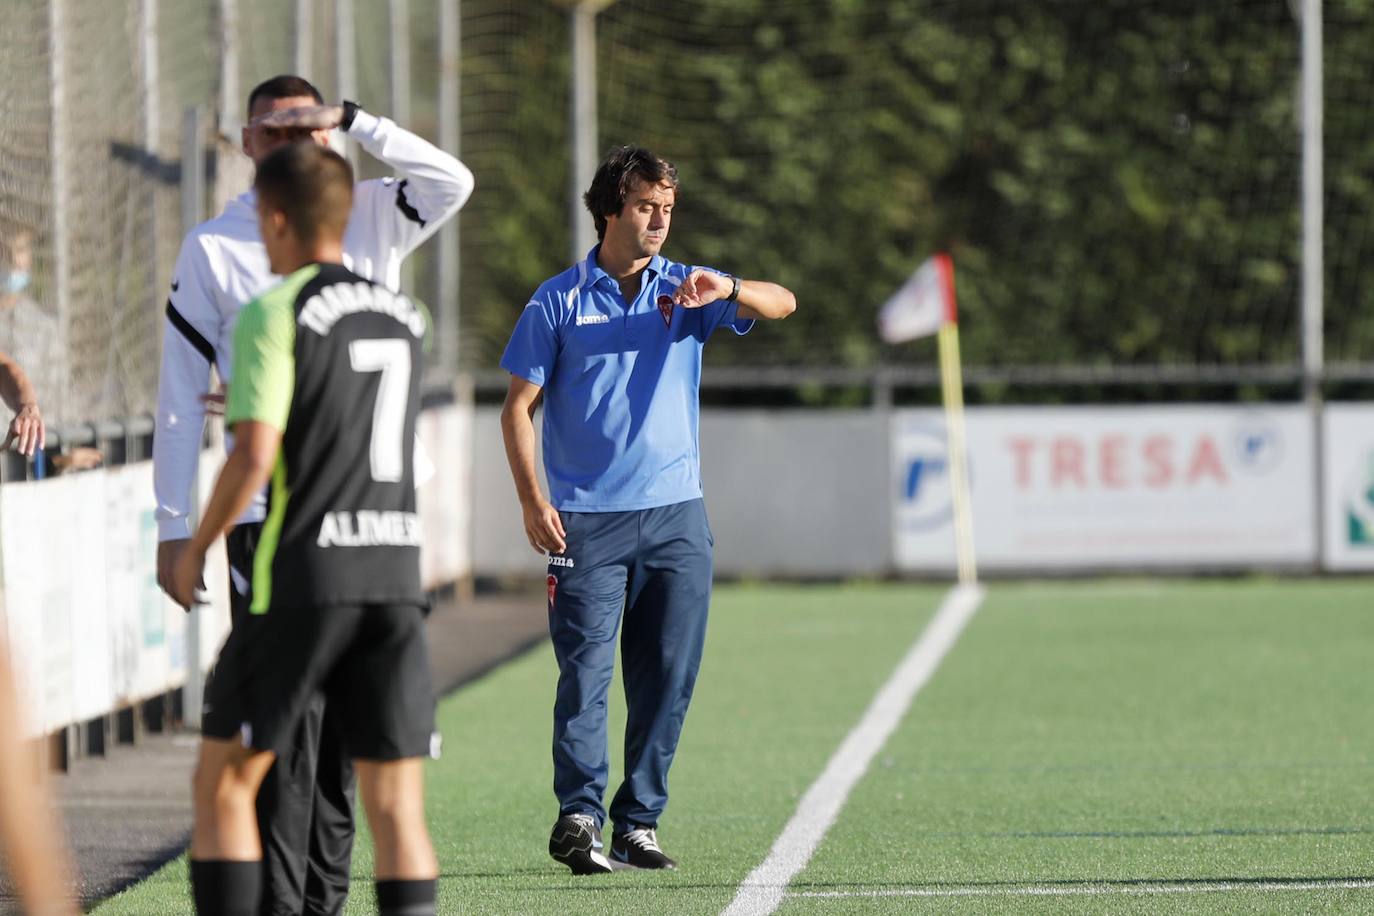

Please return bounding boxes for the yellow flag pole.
[937,321,977,585]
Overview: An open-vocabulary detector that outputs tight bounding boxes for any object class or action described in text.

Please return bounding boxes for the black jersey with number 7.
[226,262,427,614]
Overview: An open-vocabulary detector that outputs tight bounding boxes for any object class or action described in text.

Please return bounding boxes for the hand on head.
[249,105,344,133]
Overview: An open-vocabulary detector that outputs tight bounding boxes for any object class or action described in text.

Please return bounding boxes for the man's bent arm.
[154,239,219,541]
[500,377,546,508]
[500,376,566,555]
[0,350,44,456]
[348,109,475,251]
[735,280,797,322]
[190,420,280,558]
[0,351,37,414]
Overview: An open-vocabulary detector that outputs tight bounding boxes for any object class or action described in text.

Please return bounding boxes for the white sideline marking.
[787,878,1374,900]
[721,585,986,916]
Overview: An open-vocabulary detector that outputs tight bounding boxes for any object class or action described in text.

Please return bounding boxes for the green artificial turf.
[94,583,944,914]
[781,580,1374,915]
[95,580,1374,915]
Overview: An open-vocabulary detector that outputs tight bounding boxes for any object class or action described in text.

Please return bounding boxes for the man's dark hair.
[246,75,324,118]
[254,144,354,246]
[582,146,679,241]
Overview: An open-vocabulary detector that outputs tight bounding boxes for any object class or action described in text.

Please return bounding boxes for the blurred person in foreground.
[500,146,796,873]
[153,74,471,915]
[169,143,438,916]
[0,352,75,914]
[0,643,79,915]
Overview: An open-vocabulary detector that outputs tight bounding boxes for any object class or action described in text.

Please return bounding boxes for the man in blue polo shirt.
[500,146,795,874]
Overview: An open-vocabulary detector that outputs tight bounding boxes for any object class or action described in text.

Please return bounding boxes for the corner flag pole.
[877,252,977,586]
[937,318,977,586]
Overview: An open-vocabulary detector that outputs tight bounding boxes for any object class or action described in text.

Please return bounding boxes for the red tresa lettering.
[1005,434,1228,489]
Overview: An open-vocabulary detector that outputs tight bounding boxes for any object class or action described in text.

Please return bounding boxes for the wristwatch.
[726,275,741,303]
[341,100,363,131]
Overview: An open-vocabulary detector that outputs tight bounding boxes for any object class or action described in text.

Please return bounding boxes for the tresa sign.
[893,406,1314,571]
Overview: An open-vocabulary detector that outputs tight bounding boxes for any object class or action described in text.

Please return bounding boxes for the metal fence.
[1,1,1370,431]
[0,0,463,428]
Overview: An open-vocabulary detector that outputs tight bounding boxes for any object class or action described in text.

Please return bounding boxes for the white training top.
[153,109,474,541]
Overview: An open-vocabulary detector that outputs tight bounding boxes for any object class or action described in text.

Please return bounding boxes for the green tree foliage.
[457,1,1348,376]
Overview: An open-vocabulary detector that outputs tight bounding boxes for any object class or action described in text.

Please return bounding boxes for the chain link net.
[0,1,60,416]
[589,0,1307,375]
[4,2,1374,423]
[1323,0,1374,368]
[59,0,157,423]
[0,0,465,426]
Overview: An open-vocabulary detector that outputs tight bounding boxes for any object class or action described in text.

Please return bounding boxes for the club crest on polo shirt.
[656,294,674,326]
[547,574,558,608]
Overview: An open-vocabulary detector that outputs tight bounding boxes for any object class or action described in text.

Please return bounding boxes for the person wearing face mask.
[0,224,65,434]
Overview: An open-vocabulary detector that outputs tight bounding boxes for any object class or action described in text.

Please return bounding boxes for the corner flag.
[877,253,956,344]
[877,253,977,586]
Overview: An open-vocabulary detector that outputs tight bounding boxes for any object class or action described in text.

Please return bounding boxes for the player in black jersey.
[169,144,438,916]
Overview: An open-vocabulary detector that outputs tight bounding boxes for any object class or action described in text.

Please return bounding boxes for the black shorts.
[203,602,436,761]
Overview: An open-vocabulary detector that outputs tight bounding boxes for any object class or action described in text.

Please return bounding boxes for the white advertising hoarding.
[105,461,189,703]
[418,402,474,589]
[1321,403,1374,571]
[894,405,1316,571]
[1,477,79,734]
[2,463,206,736]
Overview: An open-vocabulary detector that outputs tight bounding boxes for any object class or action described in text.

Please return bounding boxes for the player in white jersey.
[152,75,472,916]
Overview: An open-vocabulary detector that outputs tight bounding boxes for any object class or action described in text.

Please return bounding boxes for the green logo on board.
[1347,454,1374,547]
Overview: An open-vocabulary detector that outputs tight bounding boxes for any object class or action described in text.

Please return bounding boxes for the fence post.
[568,3,600,263]
[436,0,460,374]
[335,0,358,167]
[141,0,160,326]
[1300,0,1324,570]
[180,107,207,730]
[48,0,71,426]
[390,0,416,297]
[389,0,411,126]
[295,0,314,78]
[218,0,240,138]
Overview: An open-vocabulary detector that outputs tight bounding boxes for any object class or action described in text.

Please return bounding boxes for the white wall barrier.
[472,404,1322,579]
[0,400,473,738]
[470,407,893,578]
[893,405,1317,571]
[418,403,474,589]
[3,399,1365,734]
[0,464,188,736]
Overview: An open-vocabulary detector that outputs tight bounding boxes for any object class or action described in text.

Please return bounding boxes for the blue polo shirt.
[501,247,753,512]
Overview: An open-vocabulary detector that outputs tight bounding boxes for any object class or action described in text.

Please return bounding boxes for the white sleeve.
[152,236,219,541]
[346,109,474,255]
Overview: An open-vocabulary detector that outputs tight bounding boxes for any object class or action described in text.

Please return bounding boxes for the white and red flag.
[877,253,956,344]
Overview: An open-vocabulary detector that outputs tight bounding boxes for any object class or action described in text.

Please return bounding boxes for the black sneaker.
[549,813,613,875]
[611,826,678,870]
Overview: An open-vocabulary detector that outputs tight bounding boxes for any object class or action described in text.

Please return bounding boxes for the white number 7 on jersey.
[348,338,411,483]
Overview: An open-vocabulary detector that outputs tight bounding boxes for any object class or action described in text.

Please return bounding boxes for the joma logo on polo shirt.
[575,314,609,326]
